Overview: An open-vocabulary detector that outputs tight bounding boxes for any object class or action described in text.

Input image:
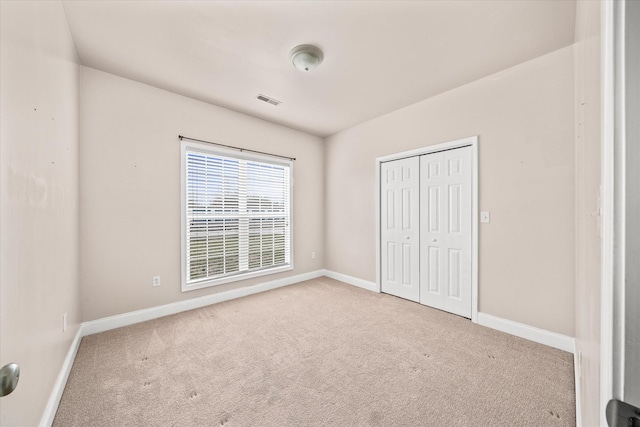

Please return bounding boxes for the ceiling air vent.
[256,94,281,106]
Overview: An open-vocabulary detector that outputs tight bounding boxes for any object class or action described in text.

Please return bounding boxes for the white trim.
[39,326,84,427]
[82,270,323,336]
[40,271,323,426]
[183,264,294,292]
[477,312,575,353]
[376,136,477,163]
[375,157,381,293]
[323,272,576,355]
[180,139,295,293]
[470,141,479,323]
[375,135,479,322]
[575,350,583,427]
[611,0,627,407]
[600,0,619,423]
[322,269,378,292]
[41,272,574,426]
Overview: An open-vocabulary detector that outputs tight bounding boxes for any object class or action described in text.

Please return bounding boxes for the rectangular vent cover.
[257,94,281,106]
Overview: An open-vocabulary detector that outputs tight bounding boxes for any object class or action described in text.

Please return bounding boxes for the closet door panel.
[420,146,472,318]
[381,157,420,302]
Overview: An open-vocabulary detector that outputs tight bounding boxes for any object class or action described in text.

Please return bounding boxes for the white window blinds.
[182,144,292,290]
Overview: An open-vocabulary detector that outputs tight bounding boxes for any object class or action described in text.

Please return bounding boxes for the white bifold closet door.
[380,156,420,302]
[380,145,472,318]
[420,146,472,318]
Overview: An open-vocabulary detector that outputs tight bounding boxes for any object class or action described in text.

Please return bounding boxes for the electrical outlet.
[311,251,316,259]
[152,276,161,287]
[63,313,67,332]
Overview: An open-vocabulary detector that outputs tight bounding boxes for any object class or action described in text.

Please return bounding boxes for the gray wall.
[325,46,576,336]
[79,67,325,321]
[0,2,81,425]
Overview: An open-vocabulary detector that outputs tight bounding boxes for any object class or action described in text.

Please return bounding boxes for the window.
[181,141,292,291]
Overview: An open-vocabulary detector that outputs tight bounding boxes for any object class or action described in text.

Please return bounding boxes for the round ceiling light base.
[289,44,324,72]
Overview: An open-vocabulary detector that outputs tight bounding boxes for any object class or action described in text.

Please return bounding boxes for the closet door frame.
[375,135,479,323]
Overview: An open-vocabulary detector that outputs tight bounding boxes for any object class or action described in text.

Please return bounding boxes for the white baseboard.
[321,272,575,356]
[82,270,325,336]
[42,272,577,426]
[477,312,575,353]
[322,270,378,292]
[326,276,575,355]
[41,270,324,426]
[39,325,84,427]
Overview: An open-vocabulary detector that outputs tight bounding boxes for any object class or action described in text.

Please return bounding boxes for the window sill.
[181,264,294,292]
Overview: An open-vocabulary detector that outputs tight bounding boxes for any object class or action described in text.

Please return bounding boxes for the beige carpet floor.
[54,277,575,426]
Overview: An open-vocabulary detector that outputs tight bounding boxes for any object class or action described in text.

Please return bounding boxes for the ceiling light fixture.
[289,44,324,72]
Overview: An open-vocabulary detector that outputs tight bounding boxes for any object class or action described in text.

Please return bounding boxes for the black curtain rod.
[178,135,296,161]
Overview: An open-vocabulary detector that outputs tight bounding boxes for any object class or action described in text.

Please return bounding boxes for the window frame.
[180,140,294,292]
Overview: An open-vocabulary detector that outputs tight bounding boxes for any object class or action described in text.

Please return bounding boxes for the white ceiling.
[62,0,576,137]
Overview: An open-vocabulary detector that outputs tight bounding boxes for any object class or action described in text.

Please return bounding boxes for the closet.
[380,143,474,318]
